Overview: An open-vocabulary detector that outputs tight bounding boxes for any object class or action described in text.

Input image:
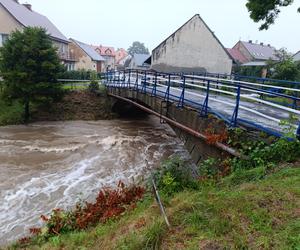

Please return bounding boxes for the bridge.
[103,70,300,162]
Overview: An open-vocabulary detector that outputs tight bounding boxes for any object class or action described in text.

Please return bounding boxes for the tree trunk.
[24,98,30,124]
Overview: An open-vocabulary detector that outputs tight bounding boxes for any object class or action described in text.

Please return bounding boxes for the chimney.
[23,3,32,11]
[249,40,252,44]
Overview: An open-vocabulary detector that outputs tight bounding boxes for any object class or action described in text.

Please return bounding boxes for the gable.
[0,0,68,43]
[0,3,23,34]
[151,14,232,74]
[293,51,300,61]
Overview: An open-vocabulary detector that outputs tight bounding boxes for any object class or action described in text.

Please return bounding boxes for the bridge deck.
[104,70,300,137]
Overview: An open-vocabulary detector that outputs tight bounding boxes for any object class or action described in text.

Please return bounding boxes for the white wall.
[151,15,232,74]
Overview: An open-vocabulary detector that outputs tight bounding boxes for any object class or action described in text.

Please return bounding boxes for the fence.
[104,69,300,138]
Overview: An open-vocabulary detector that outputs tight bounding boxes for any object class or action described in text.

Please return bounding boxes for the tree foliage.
[246,0,300,30]
[267,48,300,81]
[0,27,64,122]
[127,41,149,56]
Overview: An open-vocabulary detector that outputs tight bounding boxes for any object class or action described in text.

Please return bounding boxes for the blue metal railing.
[104,69,300,138]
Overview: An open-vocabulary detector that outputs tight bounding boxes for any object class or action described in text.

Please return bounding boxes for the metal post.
[135,70,139,92]
[293,99,297,110]
[231,85,241,127]
[164,74,171,102]
[142,71,147,93]
[200,80,210,117]
[151,72,157,97]
[118,72,121,87]
[122,70,126,88]
[177,75,186,108]
[127,69,131,88]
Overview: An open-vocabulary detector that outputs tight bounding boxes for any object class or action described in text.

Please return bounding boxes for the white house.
[150,14,233,74]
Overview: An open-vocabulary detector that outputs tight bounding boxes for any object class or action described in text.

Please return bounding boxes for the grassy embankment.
[0,83,107,125]
[10,164,300,250]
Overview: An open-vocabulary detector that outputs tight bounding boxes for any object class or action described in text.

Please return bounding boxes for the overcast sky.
[21,0,300,53]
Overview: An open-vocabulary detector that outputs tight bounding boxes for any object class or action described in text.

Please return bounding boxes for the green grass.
[62,82,90,90]
[10,165,300,250]
[0,97,24,125]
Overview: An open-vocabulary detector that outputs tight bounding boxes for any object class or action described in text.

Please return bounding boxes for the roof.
[242,61,267,67]
[0,0,68,43]
[133,54,150,66]
[293,51,300,61]
[115,48,128,64]
[93,45,116,57]
[70,39,105,62]
[240,41,278,61]
[226,48,248,64]
[152,14,233,61]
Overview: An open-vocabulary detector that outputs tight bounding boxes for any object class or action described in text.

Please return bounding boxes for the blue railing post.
[151,72,157,97]
[127,69,131,88]
[135,70,139,92]
[112,71,115,87]
[117,72,121,87]
[142,71,147,93]
[122,70,126,87]
[177,75,186,108]
[200,80,210,117]
[164,74,171,102]
[231,84,241,127]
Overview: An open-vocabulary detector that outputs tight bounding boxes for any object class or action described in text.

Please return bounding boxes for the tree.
[0,27,64,122]
[246,0,300,30]
[266,49,299,81]
[127,41,149,56]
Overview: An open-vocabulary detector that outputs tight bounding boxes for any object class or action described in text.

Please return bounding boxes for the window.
[0,34,8,47]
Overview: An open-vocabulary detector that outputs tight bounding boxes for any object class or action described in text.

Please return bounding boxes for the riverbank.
[0,88,117,126]
[9,161,300,250]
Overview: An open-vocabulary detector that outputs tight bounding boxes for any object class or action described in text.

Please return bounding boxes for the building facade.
[0,0,75,69]
[293,51,300,62]
[125,54,150,70]
[69,39,105,72]
[232,40,278,65]
[94,45,116,71]
[150,14,233,74]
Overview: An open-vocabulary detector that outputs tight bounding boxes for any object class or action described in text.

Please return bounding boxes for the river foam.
[0,118,189,246]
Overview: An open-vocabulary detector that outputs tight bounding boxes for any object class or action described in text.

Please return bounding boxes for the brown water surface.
[0,117,189,245]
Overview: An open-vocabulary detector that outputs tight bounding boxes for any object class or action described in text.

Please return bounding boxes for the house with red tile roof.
[232,40,279,66]
[94,45,116,70]
[226,48,248,65]
[115,48,128,66]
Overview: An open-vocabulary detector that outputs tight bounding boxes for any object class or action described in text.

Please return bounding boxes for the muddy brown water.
[0,117,189,246]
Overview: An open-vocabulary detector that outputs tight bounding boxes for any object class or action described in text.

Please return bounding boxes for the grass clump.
[0,98,24,125]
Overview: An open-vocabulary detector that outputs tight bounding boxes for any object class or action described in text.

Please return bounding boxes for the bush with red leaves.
[19,182,145,244]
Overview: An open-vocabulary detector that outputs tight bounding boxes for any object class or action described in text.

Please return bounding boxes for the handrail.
[104,69,300,137]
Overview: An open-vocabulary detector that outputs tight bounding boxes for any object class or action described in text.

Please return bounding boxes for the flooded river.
[0,117,189,245]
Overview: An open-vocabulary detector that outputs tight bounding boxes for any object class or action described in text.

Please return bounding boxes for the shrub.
[88,81,100,93]
[153,156,198,195]
[20,182,145,245]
